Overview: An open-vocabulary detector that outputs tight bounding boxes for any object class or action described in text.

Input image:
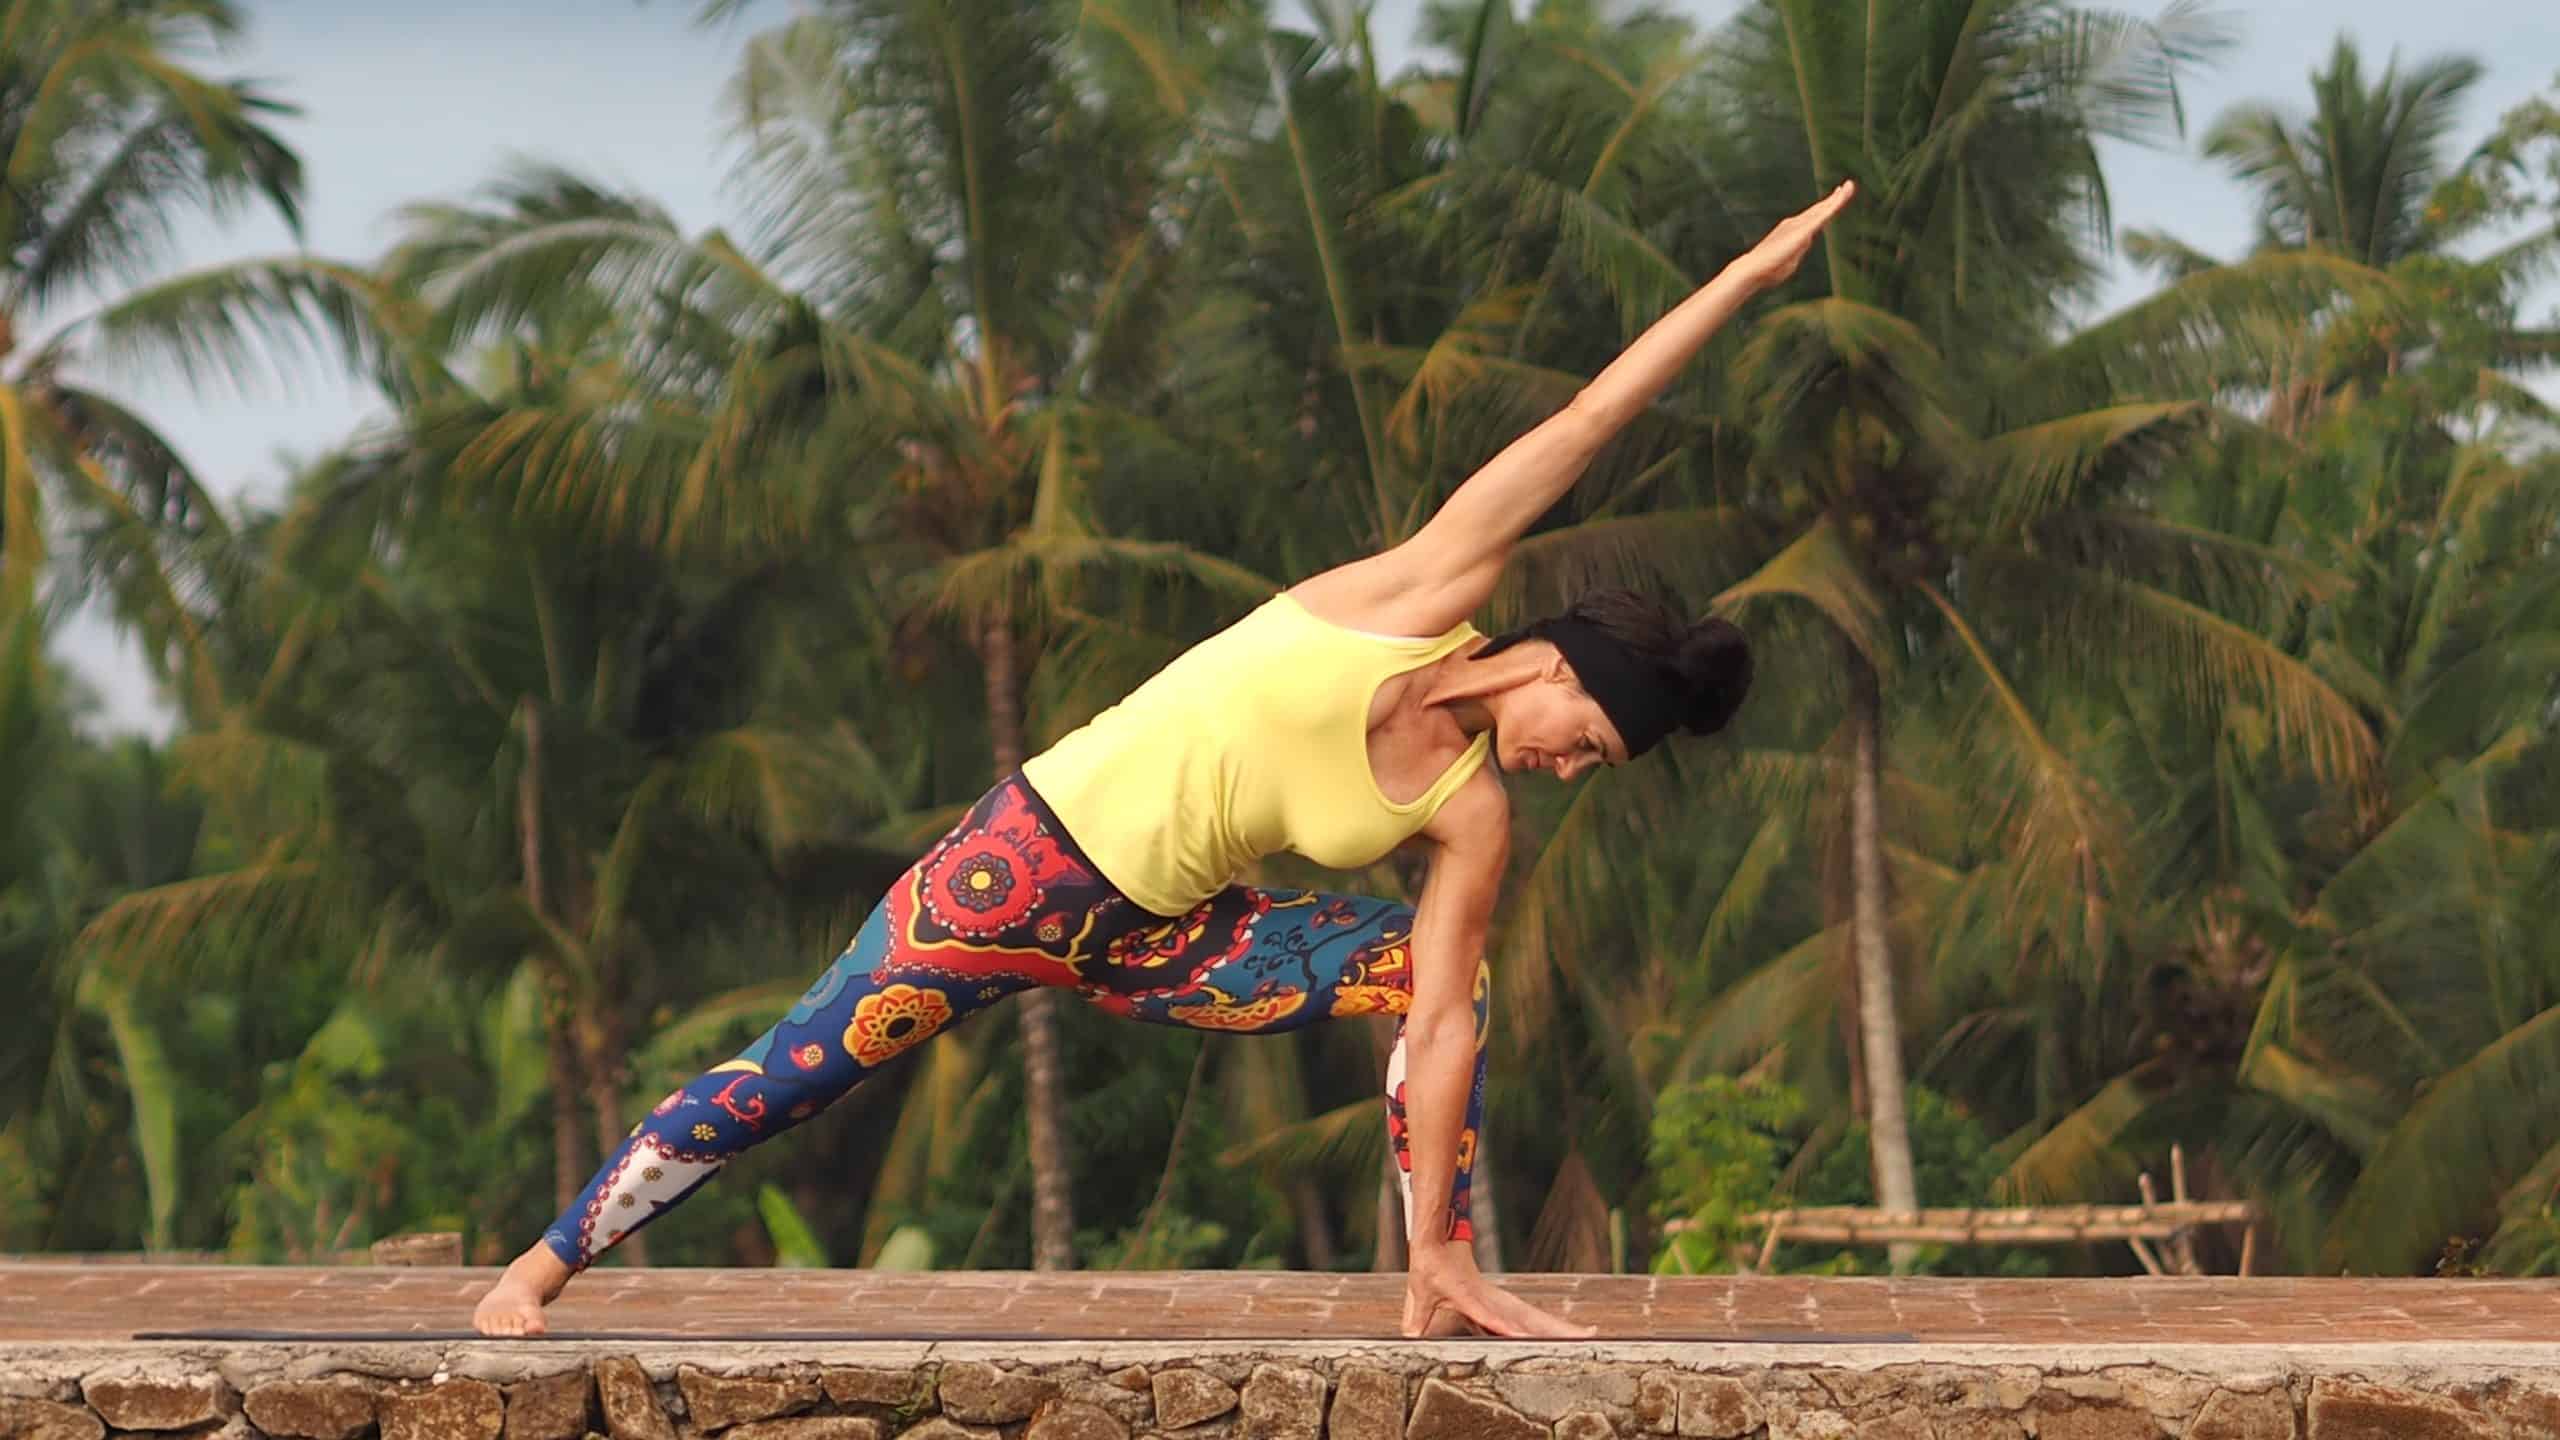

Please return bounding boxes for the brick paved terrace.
[6,1265,2560,1344]
[5,1266,2560,1437]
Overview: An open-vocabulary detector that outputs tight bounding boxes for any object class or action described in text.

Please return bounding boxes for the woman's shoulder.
[1285,561,1480,643]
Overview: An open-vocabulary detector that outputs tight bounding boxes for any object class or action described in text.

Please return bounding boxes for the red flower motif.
[921,835,1041,935]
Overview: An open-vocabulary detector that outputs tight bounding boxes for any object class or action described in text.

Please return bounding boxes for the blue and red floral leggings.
[541,773,1487,1270]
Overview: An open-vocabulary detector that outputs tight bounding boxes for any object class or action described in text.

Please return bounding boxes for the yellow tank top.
[1020,594,1493,916]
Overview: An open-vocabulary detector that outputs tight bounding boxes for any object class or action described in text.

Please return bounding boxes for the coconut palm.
[1632,0,2400,1265]
[1992,289,2560,1271]
[2122,38,2560,433]
[374,0,1281,1269]
[0,0,392,715]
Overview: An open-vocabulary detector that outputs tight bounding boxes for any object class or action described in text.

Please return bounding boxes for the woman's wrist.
[1408,1233,1476,1267]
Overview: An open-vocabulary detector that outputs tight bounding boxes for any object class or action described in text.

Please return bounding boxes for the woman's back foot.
[472,1245,572,1337]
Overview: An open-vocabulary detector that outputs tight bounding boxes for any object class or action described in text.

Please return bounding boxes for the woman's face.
[1488,657,1627,781]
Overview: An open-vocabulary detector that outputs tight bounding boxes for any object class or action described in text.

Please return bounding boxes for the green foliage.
[1644,1075,1805,1275]
[1648,1078,2052,1277]
[756,1185,831,1268]
[7,0,2560,1287]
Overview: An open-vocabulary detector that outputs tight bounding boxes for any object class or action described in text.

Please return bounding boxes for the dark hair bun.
[1673,617,1753,736]
[1533,588,1755,743]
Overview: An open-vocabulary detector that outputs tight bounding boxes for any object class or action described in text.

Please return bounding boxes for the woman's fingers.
[1783,181,1856,241]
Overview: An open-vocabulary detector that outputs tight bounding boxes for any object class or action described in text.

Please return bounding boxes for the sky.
[48,0,2560,734]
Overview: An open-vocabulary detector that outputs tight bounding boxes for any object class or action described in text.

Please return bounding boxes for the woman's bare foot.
[473,1244,572,1337]
[1418,1302,1481,1338]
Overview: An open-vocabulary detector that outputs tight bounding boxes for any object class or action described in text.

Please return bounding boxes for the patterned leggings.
[541,773,1487,1270]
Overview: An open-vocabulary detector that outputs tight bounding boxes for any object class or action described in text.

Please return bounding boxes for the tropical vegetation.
[5,0,2557,1283]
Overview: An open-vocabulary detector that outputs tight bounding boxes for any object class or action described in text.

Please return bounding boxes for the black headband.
[1481,618,1683,760]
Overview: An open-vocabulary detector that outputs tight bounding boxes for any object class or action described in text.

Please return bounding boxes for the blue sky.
[53,0,2560,732]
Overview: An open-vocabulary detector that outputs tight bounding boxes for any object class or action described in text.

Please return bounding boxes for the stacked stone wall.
[8,1348,2560,1440]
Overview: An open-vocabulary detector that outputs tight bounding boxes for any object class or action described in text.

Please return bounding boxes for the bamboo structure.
[1665,1145,2265,1275]
[1721,1200,2257,1244]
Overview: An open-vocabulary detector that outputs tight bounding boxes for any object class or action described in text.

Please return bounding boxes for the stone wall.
[7,1347,2560,1440]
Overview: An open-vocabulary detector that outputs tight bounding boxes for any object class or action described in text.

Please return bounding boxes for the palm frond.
[2119,227,2225,281]
[1490,508,1765,630]
[1970,546,2376,784]
[72,859,330,987]
[2239,1042,2394,1158]
[61,258,412,404]
[1978,401,2202,529]
[1713,517,1888,664]
[2030,508,2345,619]
[2329,1002,2560,1274]
[1673,922,1840,1082]
[1216,1094,1384,1187]
[1918,581,2128,950]
[1994,1060,2172,1203]
[2023,250,2394,409]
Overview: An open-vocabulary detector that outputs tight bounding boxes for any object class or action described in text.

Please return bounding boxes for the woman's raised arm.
[1292,181,1855,638]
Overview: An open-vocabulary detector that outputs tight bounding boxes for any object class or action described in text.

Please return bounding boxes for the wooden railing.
[1666,1146,2263,1275]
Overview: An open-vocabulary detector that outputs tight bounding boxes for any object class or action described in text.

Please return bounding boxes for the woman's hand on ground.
[1736,179,1857,289]
[1402,1242,1597,1339]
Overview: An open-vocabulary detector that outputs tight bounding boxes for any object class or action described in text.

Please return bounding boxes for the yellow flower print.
[1329,986,1408,1019]
[1176,990,1308,1031]
[691,1123,718,1142]
[845,983,956,1066]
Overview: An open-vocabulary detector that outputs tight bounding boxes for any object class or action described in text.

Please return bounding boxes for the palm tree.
[71,404,932,1241]
[1656,0,2392,1265]
[374,0,1278,1269]
[0,0,386,711]
[1991,269,2560,1271]
[2123,37,2559,433]
[2198,38,2485,270]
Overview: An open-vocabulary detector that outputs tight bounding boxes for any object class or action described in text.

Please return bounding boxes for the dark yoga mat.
[134,1328,1920,1343]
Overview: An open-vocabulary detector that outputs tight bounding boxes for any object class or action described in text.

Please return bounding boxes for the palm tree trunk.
[1292,1179,1339,1269]
[981,611,1078,1271]
[581,1010,647,1266]
[544,1014,586,1215]
[1847,657,1920,1272]
[518,701,590,1214]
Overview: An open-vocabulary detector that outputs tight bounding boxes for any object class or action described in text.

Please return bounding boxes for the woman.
[473,181,1856,1341]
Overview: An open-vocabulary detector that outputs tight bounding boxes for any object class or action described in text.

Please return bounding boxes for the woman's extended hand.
[1736,179,1857,289]
[1403,1241,1598,1339]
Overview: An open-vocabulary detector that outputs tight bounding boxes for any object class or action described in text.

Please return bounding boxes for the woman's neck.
[1420,638,1538,739]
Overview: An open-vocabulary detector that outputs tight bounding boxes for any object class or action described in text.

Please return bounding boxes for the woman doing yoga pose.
[472,181,1857,1340]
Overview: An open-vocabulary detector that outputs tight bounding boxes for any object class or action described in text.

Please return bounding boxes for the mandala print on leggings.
[540,772,1490,1272]
[885,781,1104,988]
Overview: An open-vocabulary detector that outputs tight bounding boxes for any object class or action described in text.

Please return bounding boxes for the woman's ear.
[1544,647,1578,688]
